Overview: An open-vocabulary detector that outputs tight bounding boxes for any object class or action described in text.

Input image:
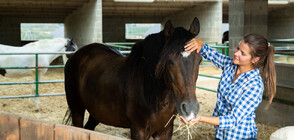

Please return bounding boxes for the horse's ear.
[189,17,200,37]
[164,20,174,38]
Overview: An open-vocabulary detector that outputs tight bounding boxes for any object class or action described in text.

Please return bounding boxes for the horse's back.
[65,43,125,91]
[65,43,128,126]
[0,44,34,53]
[74,43,123,57]
[0,44,36,77]
[67,43,125,73]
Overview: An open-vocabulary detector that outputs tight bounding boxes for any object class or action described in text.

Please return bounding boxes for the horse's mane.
[124,32,164,68]
[103,44,125,56]
[119,31,165,108]
[155,27,195,77]
[121,27,195,109]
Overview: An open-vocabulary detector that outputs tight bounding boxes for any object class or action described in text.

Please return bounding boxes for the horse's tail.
[63,50,74,126]
[63,50,83,127]
[62,108,72,125]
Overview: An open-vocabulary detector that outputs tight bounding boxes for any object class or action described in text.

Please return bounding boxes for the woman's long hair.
[243,33,276,108]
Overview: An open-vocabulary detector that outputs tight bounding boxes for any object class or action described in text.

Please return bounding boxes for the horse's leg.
[131,128,148,140]
[30,68,47,103]
[63,57,86,128]
[152,121,174,140]
[65,87,85,127]
[70,105,86,128]
[84,114,99,130]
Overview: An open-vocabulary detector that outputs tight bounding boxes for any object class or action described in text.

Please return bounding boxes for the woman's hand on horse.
[179,116,201,125]
[184,38,204,53]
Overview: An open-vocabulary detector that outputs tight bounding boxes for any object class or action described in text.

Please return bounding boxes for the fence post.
[0,52,76,99]
[225,48,229,56]
[35,54,39,97]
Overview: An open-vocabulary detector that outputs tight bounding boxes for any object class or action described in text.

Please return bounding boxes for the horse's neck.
[122,47,171,110]
[39,40,66,63]
[41,40,66,52]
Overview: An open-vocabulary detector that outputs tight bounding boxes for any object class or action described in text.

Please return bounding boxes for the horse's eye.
[162,101,169,109]
[169,59,175,65]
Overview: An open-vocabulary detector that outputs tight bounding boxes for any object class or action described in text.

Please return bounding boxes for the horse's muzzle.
[178,99,200,122]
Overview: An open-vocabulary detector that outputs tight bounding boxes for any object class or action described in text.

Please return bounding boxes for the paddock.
[1,0,294,139]
[0,67,280,139]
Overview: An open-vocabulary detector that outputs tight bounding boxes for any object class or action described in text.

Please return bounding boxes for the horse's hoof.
[33,98,40,104]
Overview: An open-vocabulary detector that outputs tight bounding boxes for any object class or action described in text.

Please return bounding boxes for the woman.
[180,33,276,140]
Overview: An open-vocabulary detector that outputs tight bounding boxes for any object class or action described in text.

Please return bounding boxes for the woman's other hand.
[184,38,204,53]
[179,116,201,125]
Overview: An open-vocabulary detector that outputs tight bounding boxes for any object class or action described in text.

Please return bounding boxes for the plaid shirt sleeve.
[199,44,232,70]
[218,81,263,130]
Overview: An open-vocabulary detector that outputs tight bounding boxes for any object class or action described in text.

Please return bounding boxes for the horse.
[0,38,77,96]
[222,31,229,45]
[63,17,202,140]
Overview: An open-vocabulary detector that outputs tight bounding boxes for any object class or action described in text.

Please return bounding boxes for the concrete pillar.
[164,2,222,43]
[229,0,268,57]
[65,0,102,48]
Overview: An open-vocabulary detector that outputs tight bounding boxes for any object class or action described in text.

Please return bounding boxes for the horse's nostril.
[181,103,189,116]
[180,100,200,118]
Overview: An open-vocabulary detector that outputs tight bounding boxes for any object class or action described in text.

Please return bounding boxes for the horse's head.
[65,38,78,58]
[155,17,201,121]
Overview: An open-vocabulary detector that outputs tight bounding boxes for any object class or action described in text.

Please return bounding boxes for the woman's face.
[233,40,254,67]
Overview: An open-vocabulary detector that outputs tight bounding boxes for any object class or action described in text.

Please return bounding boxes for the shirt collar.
[243,68,260,80]
[232,64,260,80]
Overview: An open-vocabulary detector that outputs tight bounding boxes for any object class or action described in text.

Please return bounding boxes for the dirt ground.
[0,66,280,140]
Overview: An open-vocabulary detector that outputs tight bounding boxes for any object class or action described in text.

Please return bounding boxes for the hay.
[0,67,280,139]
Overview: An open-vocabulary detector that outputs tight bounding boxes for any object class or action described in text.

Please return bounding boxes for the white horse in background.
[0,38,77,98]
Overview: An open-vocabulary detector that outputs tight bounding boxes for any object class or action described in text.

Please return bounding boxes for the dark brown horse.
[63,17,202,140]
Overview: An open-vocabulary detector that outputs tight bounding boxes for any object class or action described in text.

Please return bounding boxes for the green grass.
[21,23,63,40]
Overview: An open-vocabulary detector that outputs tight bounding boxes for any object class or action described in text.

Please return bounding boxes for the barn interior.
[0,0,293,130]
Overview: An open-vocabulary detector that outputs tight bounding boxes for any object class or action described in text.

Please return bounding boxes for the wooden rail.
[0,114,128,140]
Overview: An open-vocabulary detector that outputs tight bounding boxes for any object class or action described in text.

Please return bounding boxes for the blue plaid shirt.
[200,44,263,140]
